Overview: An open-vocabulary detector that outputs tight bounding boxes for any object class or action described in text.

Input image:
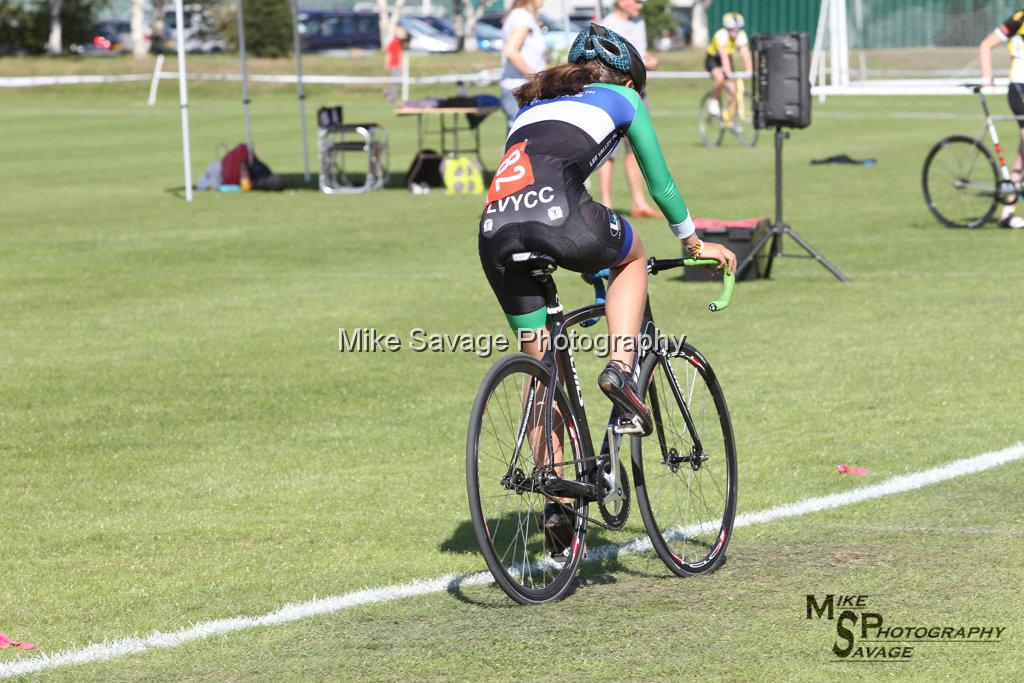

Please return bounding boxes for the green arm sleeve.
[625,97,695,238]
[590,84,694,238]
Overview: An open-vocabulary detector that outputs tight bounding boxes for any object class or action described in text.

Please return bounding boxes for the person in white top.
[980,7,1024,228]
[500,0,549,128]
[705,12,753,125]
[597,0,663,219]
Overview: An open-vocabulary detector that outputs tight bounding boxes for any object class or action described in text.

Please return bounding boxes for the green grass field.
[2,52,1023,680]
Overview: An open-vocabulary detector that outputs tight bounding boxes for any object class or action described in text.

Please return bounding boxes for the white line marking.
[2,443,1022,678]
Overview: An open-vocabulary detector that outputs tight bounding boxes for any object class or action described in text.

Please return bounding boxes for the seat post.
[540,276,560,315]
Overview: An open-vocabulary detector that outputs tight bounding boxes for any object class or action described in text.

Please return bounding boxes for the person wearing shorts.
[478,25,736,544]
[981,7,1024,228]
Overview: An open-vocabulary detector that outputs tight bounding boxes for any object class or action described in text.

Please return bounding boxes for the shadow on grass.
[440,512,676,607]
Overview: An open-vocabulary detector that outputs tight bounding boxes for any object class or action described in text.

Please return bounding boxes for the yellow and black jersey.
[998,8,1024,82]
[706,28,749,59]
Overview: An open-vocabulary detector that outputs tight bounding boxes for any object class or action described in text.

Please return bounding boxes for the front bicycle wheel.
[631,341,737,576]
[467,354,588,604]
[922,135,999,228]
[697,92,725,147]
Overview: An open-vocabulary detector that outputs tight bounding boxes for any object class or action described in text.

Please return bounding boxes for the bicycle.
[698,74,759,148]
[922,83,1024,228]
[466,252,738,604]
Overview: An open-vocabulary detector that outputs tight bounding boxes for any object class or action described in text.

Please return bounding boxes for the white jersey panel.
[508,100,616,143]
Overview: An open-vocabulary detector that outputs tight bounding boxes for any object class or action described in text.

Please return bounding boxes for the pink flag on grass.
[0,632,37,650]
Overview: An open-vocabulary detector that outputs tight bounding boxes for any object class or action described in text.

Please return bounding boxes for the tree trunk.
[377,0,407,49]
[463,12,478,52]
[462,0,499,54]
[453,0,465,51]
[691,0,711,49]
[131,0,147,56]
[48,0,63,55]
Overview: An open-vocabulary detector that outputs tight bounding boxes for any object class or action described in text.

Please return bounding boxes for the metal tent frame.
[174,0,311,202]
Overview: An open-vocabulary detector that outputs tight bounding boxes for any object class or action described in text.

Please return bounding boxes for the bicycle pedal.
[613,416,644,435]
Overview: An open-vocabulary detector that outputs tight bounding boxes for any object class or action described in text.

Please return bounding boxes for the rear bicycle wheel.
[922,135,999,228]
[466,354,588,604]
[631,341,737,576]
[698,92,725,147]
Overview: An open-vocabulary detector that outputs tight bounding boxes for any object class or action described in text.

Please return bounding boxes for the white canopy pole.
[290,0,311,181]
[174,0,193,201]
[237,0,254,163]
[809,0,829,86]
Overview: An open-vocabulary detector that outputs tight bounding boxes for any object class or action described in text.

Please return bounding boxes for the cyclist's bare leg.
[605,233,646,368]
[624,152,659,215]
[1014,130,1024,196]
[724,79,738,123]
[518,326,569,497]
[710,66,726,101]
[1000,128,1024,220]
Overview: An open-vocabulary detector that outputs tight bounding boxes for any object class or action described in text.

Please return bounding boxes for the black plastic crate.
[683,218,769,282]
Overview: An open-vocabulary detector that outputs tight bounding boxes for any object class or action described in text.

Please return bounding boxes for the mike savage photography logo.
[806,594,1007,663]
[337,327,677,359]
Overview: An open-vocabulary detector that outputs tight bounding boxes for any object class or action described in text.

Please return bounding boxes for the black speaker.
[753,32,811,129]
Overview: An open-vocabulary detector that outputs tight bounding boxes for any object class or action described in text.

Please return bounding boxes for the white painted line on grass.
[2,443,1022,678]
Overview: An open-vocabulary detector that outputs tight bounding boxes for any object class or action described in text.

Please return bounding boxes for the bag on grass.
[406,148,444,189]
[441,156,484,195]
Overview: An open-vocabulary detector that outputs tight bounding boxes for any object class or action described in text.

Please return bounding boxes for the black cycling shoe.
[598,360,654,436]
[542,501,574,560]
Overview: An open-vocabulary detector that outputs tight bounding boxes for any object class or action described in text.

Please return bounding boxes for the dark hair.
[513,60,633,107]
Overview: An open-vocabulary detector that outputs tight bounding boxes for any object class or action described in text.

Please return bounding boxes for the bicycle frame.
[970,86,1024,195]
[509,257,730,509]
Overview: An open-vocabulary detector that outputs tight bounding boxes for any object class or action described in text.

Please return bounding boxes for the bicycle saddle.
[507,252,558,276]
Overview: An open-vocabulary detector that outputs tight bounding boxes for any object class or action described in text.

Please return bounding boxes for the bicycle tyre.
[922,135,998,228]
[466,354,588,604]
[736,91,759,148]
[697,92,725,147]
[630,341,737,577]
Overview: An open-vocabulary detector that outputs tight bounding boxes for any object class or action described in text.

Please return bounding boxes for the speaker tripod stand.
[737,127,848,281]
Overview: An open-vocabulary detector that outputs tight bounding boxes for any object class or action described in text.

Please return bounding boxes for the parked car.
[298,11,380,52]
[414,15,504,52]
[474,21,503,52]
[570,10,598,26]
[479,12,582,51]
[396,16,457,53]
[163,5,225,53]
[71,20,132,54]
[299,12,456,53]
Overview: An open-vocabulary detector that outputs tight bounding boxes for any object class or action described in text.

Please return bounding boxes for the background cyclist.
[980,7,1024,229]
[705,12,753,130]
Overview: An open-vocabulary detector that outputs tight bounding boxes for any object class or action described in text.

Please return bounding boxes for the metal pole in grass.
[237,0,255,164]
[147,53,164,106]
[174,0,193,202]
[290,0,311,181]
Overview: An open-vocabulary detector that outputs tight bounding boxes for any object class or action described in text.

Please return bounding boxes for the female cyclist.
[478,24,736,542]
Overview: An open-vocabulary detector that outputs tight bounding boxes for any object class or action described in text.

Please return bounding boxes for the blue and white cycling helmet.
[568,24,647,95]
[722,12,745,30]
